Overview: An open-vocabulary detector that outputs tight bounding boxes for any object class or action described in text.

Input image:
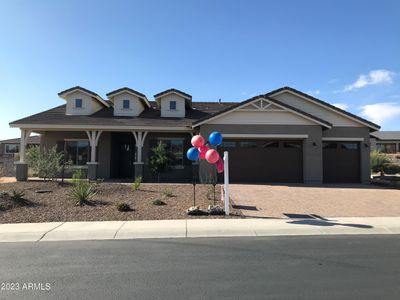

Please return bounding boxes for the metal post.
[223,151,230,215]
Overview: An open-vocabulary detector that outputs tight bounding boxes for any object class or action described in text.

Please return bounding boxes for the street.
[0,236,399,299]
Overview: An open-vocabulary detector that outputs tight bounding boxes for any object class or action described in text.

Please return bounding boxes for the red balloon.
[191,135,205,148]
[216,157,224,173]
[205,149,220,164]
[198,145,209,159]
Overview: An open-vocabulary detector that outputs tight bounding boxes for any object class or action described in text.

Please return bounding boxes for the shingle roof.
[0,135,40,144]
[58,86,100,98]
[371,131,400,140]
[106,87,147,99]
[154,88,192,99]
[267,86,380,130]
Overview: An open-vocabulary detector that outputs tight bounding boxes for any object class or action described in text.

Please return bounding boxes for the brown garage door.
[218,139,303,183]
[323,141,360,183]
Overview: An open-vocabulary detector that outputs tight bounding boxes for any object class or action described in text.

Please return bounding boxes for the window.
[377,143,396,153]
[75,99,83,108]
[341,142,359,150]
[262,141,279,148]
[323,142,338,149]
[220,141,237,148]
[5,144,19,154]
[122,99,130,109]
[169,101,176,110]
[64,140,90,165]
[283,141,302,148]
[157,138,184,168]
[240,141,258,148]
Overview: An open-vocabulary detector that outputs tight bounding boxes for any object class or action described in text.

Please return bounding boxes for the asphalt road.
[0,236,399,300]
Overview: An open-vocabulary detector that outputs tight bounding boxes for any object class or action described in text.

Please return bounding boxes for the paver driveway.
[229,184,400,218]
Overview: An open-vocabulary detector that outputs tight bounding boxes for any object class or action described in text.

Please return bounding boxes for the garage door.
[323,141,360,183]
[218,139,303,183]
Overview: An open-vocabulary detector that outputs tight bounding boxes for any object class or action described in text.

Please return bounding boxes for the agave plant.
[69,181,96,206]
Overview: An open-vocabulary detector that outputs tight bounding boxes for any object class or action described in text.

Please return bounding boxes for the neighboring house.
[9,86,380,183]
[370,131,400,153]
[0,135,40,155]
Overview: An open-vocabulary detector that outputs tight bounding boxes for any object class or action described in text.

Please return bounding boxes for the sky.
[0,0,399,140]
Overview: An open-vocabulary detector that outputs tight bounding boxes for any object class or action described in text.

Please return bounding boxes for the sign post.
[223,151,230,215]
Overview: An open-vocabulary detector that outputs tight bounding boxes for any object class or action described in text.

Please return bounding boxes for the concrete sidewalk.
[1,217,400,242]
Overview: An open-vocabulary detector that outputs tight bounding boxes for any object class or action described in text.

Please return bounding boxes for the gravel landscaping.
[0,181,236,223]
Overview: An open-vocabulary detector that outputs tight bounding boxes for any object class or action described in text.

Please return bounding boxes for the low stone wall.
[0,154,16,177]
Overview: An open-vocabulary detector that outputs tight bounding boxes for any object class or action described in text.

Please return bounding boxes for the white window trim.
[322,137,364,141]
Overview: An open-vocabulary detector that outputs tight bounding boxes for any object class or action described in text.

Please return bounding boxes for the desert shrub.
[96,178,104,184]
[152,199,166,206]
[206,185,214,200]
[162,187,174,197]
[71,169,85,184]
[69,181,96,206]
[0,191,9,198]
[26,146,64,181]
[131,176,142,191]
[149,141,172,181]
[116,202,132,212]
[383,164,400,175]
[371,151,390,176]
[10,190,25,203]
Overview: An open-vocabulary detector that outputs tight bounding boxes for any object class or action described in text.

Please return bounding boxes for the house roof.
[267,86,380,130]
[0,135,40,144]
[154,88,192,99]
[58,86,110,108]
[192,95,333,128]
[106,87,151,108]
[371,131,400,141]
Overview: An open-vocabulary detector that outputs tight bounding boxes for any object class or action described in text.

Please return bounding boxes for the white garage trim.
[322,137,365,141]
[222,134,308,139]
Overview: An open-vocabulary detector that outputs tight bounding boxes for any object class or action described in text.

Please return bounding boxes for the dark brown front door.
[323,141,360,183]
[218,139,303,183]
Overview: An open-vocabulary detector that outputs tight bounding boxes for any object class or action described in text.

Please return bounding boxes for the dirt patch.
[0,177,16,184]
[0,181,238,223]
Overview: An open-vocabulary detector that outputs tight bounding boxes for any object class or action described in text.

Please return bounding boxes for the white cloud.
[359,102,400,124]
[332,103,349,110]
[343,69,396,92]
[307,89,320,96]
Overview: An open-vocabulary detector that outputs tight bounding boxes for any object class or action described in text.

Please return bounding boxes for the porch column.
[15,129,32,181]
[132,131,148,178]
[85,130,103,180]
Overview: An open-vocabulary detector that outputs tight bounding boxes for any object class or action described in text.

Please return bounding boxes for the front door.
[111,133,136,178]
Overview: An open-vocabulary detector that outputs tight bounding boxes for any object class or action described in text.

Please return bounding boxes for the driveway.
[230,184,400,218]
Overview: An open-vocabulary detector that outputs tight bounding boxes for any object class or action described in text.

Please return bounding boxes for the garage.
[218,139,303,183]
[323,141,360,183]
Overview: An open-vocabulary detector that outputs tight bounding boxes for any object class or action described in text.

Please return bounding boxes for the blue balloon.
[209,131,223,146]
[186,147,200,161]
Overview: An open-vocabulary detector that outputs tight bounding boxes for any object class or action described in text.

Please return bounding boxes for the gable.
[270,90,367,128]
[200,97,330,127]
[65,91,104,116]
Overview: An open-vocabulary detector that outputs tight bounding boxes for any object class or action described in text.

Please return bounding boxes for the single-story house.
[370,131,400,153]
[9,86,380,183]
[0,135,40,155]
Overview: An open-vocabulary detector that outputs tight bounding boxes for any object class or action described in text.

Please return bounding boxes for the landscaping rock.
[34,189,53,193]
[187,206,207,216]
[208,205,225,215]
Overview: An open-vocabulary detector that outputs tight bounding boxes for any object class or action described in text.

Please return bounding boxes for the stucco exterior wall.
[160,94,186,118]
[111,93,145,117]
[65,91,103,115]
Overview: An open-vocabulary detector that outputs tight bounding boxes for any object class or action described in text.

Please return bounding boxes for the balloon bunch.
[186,131,224,173]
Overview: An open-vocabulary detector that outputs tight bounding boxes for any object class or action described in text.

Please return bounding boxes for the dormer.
[107,87,151,117]
[154,89,192,118]
[58,86,110,116]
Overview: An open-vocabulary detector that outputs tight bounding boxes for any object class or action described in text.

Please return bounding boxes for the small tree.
[149,141,172,182]
[371,151,390,177]
[26,146,64,181]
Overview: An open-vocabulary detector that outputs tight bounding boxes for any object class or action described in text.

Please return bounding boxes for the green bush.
[69,181,96,206]
[152,199,166,206]
[10,190,25,203]
[116,202,132,212]
[131,176,142,191]
[149,141,172,181]
[371,151,390,176]
[162,187,174,198]
[72,169,85,184]
[26,146,64,181]
[384,164,400,175]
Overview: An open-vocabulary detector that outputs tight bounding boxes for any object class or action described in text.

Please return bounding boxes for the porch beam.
[85,130,103,163]
[19,129,32,163]
[132,131,148,163]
